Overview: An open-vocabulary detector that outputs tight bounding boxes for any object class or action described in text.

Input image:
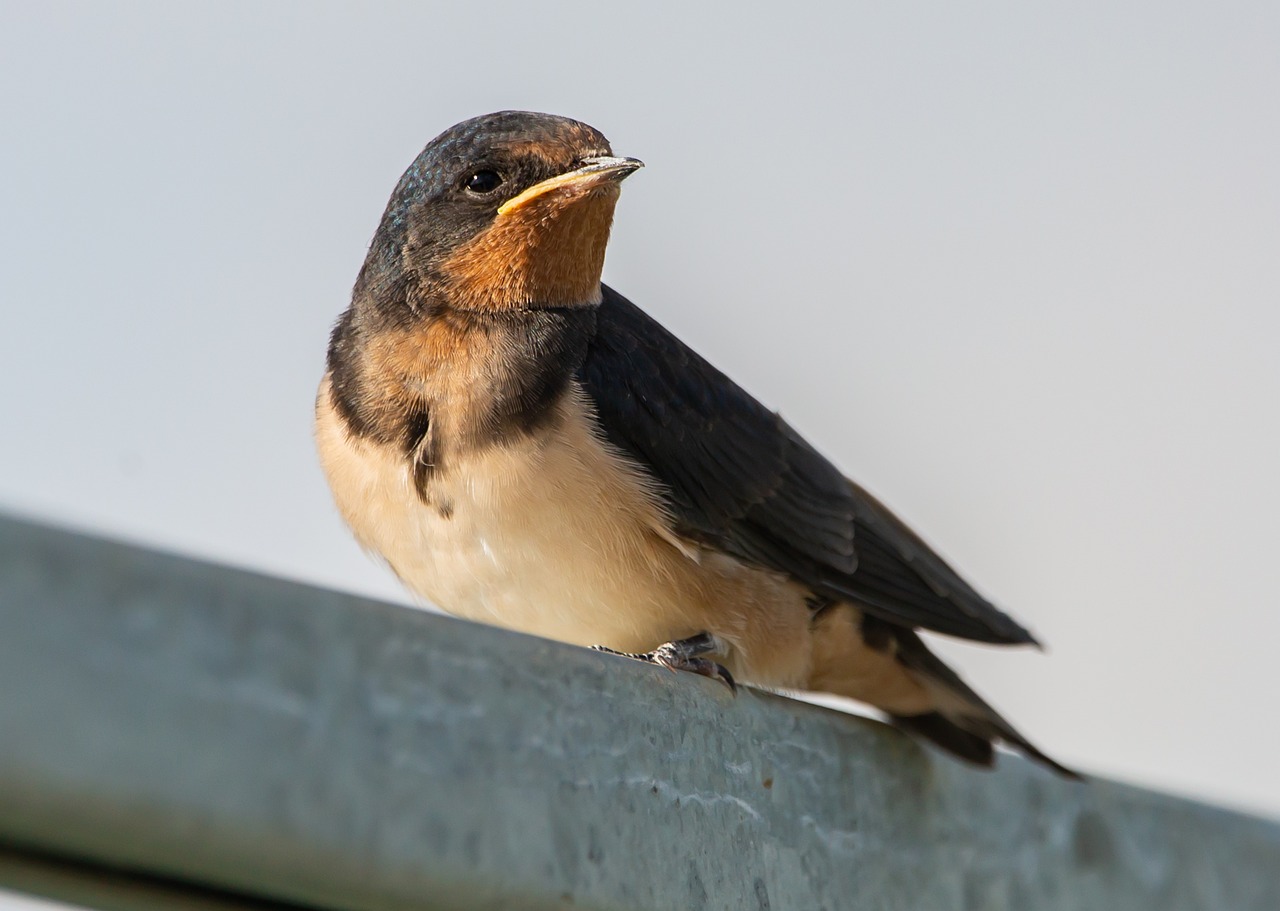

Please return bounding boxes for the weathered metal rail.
[1,514,1277,910]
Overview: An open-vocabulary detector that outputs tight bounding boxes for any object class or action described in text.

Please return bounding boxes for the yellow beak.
[497,156,644,217]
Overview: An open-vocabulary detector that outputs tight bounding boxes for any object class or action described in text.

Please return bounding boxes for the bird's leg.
[592,632,736,692]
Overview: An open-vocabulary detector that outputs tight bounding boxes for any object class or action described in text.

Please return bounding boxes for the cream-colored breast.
[315,377,766,655]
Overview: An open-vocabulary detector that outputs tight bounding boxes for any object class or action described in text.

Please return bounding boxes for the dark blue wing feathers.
[577,286,1035,645]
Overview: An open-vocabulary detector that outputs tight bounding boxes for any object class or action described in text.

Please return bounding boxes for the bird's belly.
[315,384,708,652]
[400,486,686,649]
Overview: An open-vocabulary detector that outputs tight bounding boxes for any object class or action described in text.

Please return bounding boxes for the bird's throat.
[437,188,620,311]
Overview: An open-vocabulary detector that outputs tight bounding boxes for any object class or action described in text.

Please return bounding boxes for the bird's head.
[362,111,642,312]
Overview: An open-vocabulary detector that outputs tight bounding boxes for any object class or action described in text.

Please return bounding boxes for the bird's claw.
[592,634,736,693]
[648,642,737,692]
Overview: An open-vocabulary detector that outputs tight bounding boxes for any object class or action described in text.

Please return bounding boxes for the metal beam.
[0,841,315,911]
[1,513,1278,910]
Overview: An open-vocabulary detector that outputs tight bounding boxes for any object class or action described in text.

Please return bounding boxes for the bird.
[315,110,1077,778]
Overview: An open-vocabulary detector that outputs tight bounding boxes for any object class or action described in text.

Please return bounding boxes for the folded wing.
[577,286,1035,645]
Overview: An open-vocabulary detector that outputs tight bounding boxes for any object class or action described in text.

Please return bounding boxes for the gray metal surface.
[1,513,1278,911]
[0,841,312,911]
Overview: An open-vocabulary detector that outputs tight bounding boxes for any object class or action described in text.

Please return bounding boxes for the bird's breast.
[315,376,718,651]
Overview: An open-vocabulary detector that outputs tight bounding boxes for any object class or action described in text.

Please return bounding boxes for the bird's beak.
[497,156,644,217]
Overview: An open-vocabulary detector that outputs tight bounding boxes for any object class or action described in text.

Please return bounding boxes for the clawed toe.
[672,655,736,692]
[650,644,736,692]
[590,634,736,693]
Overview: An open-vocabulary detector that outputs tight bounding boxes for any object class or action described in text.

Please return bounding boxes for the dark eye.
[465,170,504,194]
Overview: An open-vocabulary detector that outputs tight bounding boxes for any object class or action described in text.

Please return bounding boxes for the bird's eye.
[465,170,504,194]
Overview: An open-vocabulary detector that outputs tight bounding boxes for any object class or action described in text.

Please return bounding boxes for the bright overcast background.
[2,8,1278,901]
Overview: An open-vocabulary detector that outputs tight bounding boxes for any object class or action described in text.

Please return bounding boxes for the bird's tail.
[807,604,1079,778]
[888,627,1082,780]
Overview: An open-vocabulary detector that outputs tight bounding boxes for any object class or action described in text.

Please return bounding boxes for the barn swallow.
[316,111,1077,777]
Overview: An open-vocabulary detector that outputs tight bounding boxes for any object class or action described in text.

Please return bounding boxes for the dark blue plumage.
[579,286,1036,645]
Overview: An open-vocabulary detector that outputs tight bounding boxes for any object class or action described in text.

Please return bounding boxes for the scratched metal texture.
[1,513,1278,910]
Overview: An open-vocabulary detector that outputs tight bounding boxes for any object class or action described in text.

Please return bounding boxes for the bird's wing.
[577,286,1035,645]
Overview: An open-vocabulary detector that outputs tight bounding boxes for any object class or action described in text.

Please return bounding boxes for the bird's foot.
[592,632,736,693]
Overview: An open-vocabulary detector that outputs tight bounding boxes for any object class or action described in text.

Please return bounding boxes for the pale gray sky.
[2,7,1278,881]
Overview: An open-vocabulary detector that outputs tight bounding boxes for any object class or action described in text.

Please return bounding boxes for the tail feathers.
[890,711,994,768]
[892,709,1082,780]
[967,715,1083,780]
[890,627,1083,780]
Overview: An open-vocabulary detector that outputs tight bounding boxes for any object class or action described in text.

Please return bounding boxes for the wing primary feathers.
[579,285,1036,646]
